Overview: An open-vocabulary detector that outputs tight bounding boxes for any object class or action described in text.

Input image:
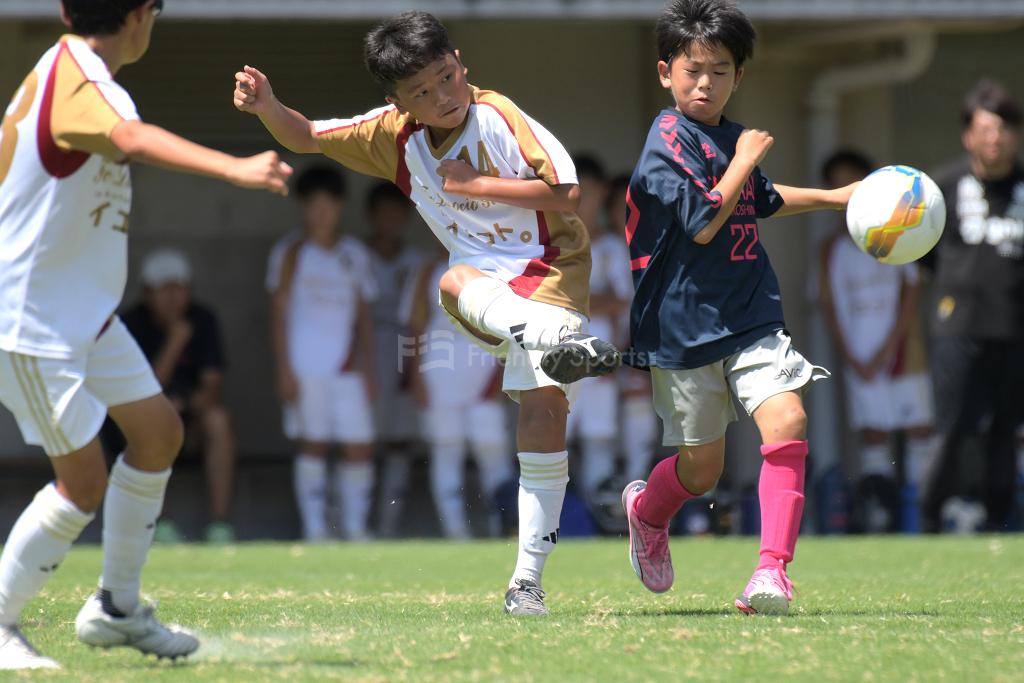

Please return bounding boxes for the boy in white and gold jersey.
[0,0,290,669]
[234,10,620,616]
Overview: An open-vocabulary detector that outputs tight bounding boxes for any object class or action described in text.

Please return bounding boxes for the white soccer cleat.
[0,625,60,670]
[75,593,199,660]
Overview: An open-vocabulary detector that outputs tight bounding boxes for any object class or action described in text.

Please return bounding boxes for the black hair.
[366,181,412,212]
[572,154,608,183]
[62,0,153,36]
[821,149,875,185]
[364,11,455,94]
[294,165,346,200]
[962,79,1023,130]
[656,0,755,68]
[606,174,632,212]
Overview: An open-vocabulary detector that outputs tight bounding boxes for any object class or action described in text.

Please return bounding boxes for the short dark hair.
[656,0,755,68]
[572,154,608,183]
[366,181,412,212]
[821,149,875,185]
[364,11,455,94]
[61,0,153,36]
[294,165,346,200]
[606,173,632,213]
[962,79,1023,130]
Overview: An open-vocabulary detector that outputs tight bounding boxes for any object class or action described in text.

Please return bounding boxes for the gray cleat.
[503,579,549,616]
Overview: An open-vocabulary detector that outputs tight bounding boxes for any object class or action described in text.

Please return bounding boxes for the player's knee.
[202,404,232,438]
[774,404,807,441]
[137,408,185,467]
[60,469,109,513]
[439,265,475,301]
[677,456,724,495]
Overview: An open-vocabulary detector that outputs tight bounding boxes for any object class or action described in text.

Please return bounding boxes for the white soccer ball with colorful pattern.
[845,165,946,265]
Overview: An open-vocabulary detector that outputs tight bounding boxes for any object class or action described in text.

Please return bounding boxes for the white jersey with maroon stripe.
[0,36,139,359]
[313,86,591,317]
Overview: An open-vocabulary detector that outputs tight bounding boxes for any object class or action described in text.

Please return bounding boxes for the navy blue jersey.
[626,110,786,369]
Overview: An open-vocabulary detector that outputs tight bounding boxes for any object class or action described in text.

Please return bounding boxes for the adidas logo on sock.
[510,323,527,349]
[541,528,560,544]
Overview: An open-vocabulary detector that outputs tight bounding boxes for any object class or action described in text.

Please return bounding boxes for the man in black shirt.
[122,249,237,542]
[921,80,1024,532]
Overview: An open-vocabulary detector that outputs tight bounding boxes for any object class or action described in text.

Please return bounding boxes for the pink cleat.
[621,480,674,593]
[735,559,793,616]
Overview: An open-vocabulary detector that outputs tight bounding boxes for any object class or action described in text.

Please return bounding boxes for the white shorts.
[422,399,508,448]
[566,375,618,440]
[651,330,830,447]
[283,372,375,444]
[844,371,933,431]
[442,301,583,406]
[0,317,161,457]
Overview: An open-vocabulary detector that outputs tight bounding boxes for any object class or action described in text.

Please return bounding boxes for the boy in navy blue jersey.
[620,0,858,616]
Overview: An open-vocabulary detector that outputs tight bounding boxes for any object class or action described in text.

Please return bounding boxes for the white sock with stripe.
[294,454,328,540]
[100,456,171,616]
[510,451,569,589]
[0,484,93,625]
[456,276,574,351]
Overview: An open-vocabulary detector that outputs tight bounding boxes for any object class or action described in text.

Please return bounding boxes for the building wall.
[0,18,1021,464]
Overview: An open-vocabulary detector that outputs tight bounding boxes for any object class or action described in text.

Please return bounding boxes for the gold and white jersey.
[314,86,591,317]
[0,36,138,359]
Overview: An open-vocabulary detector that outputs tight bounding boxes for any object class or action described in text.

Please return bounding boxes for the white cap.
[141,248,192,287]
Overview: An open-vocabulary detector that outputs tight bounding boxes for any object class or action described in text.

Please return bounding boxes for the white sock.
[337,461,374,539]
[580,438,616,497]
[905,436,936,487]
[101,455,172,616]
[510,451,569,589]
[471,441,514,500]
[0,484,93,625]
[457,276,574,351]
[294,454,328,540]
[430,442,469,539]
[622,397,658,481]
[861,443,896,478]
[376,452,411,537]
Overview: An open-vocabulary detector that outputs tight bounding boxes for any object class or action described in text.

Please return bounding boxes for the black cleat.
[539,333,621,384]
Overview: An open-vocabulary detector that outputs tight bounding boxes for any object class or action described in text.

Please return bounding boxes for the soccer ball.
[845,165,946,264]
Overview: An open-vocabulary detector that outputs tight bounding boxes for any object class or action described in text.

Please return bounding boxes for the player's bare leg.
[440,265,620,383]
[736,391,807,616]
[75,393,199,659]
[503,386,570,616]
[622,440,723,593]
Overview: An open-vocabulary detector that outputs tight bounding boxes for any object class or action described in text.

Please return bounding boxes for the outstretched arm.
[772,183,858,218]
[110,120,292,194]
[436,160,580,213]
[233,66,319,154]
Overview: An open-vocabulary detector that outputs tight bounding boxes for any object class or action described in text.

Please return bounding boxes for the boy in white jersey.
[234,10,621,615]
[819,151,935,530]
[269,166,378,541]
[0,0,290,669]
[405,250,513,539]
[564,156,634,500]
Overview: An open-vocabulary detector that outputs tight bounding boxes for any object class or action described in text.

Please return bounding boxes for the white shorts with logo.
[0,317,161,457]
[651,330,830,447]
[844,371,933,431]
[284,372,375,444]
[566,375,618,440]
[442,297,583,406]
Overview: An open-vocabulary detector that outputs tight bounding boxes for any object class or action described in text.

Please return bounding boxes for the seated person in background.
[818,150,935,532]
[122,248,237,543]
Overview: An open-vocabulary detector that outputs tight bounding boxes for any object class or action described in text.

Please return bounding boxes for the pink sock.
[634,455,698,528]
[757,440,808,570]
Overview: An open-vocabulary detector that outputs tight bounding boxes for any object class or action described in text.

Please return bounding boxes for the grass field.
[11,536,1024,682]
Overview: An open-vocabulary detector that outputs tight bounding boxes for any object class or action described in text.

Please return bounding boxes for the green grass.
[10,536,1024,682]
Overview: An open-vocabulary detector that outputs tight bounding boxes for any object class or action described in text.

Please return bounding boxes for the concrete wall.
[0,18,1022,472]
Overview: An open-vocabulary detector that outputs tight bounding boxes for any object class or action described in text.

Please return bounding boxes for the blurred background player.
[920,80,1024,532]
[565,156,634,503]
[268,166,378,541]
[606,173,661,487]
[362,182,427,537]
[404,250,513,539]
[122,248,238,543]
[0,0,290,669]
[234,11,621,615]
[818,150,935,533]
